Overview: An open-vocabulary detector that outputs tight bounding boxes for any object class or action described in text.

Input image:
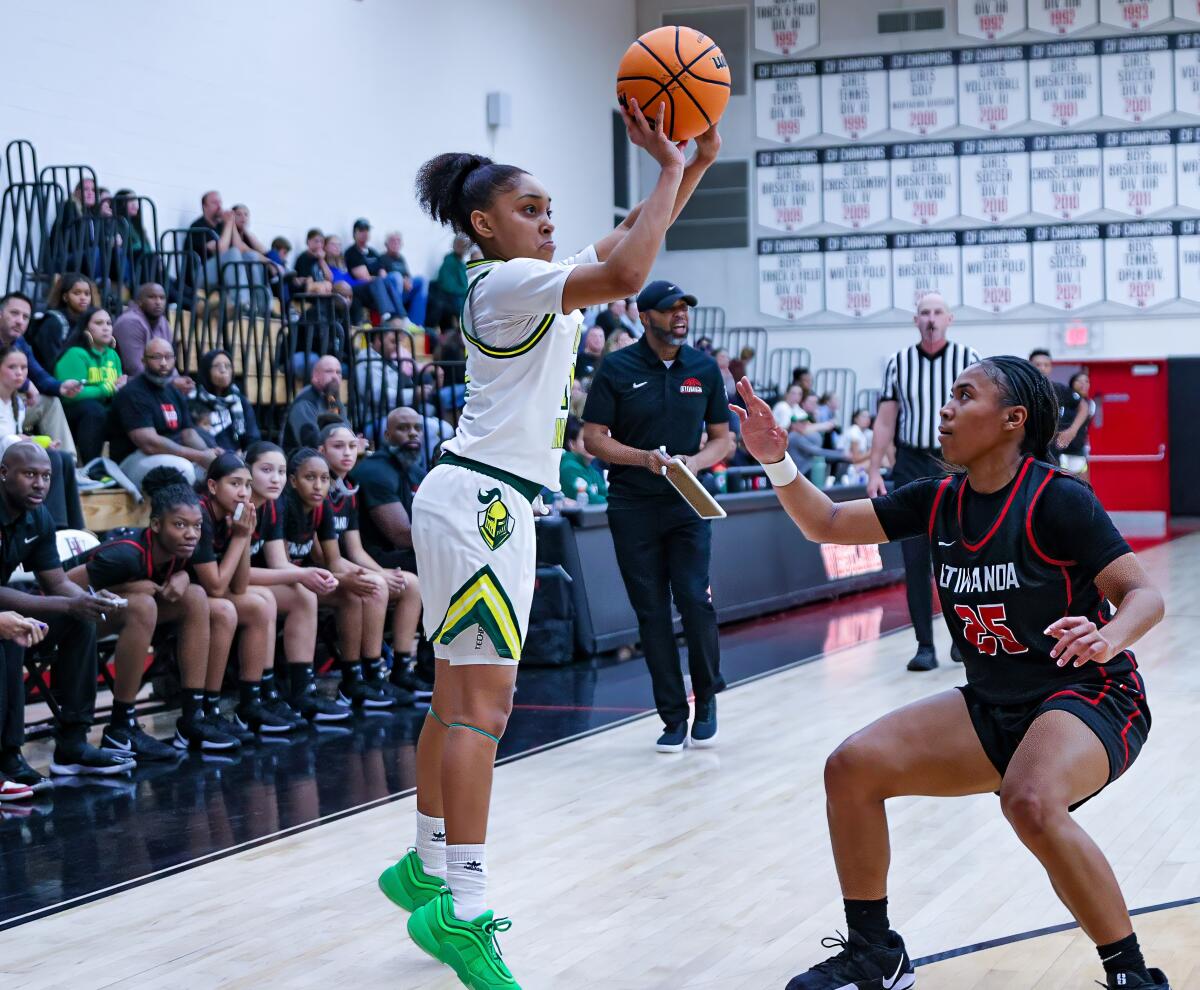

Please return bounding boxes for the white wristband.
[761,456,798,487]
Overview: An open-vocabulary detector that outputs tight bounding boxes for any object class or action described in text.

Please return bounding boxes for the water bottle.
[713,463,727,494]
[575,477,589,506]
[550,492,565,516]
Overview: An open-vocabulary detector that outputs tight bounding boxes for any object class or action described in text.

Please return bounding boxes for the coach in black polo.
[582,280,735,754]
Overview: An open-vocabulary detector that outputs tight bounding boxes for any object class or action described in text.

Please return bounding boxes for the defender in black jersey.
[244,442,349,723]
[733,358,1169,990]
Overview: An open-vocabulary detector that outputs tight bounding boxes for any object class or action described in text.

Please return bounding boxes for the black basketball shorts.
[958,671,1151,809]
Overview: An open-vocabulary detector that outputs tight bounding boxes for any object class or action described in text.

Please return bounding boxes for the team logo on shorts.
[477,488,514,551]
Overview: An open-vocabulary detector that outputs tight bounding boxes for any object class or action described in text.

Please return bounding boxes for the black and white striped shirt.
[881,341,980,450]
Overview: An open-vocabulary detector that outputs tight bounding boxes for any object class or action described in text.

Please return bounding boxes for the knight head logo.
[477,487,514,551]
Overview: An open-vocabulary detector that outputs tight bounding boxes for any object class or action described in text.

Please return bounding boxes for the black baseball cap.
[353,217,371,231]
[636,280,698,312]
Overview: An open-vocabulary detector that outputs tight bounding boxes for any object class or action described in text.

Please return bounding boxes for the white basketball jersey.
[441,246,594,490]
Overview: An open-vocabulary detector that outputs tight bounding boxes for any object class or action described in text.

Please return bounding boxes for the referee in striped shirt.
[867,292,980,671]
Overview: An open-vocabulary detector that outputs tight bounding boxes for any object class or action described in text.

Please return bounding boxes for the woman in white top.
[382,100,722,989]
[773,383,806,431]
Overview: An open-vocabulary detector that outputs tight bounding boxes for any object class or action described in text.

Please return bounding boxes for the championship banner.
[1099,0,1171,30]
[1102,129,1175,216]
[754,61,822,144]
[1176,220,1200,301]
[1103,221,1178,308]
[821,145,891,229]
[1028,41,1102,129]
[753,0,819,55]
[961,227,1034,312]
[1029,133,1104,219]
[1028,0,1099,35]
[958,46,1030,131]
[959,137,1032,222]
[820,56,889,141]
[888,50,958,135]
[822,234,892,317]
[1174,127,1200,209]
[758,237,826,320]
[890,142,959,225]
[1172,34,1200,117]
[890,231,963,309]
[756,150,823,231]
[958,0,1027,40]
[1099,35,1173,123]
[1032,223,1106,310]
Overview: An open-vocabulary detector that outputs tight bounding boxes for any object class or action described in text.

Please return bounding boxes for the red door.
[1086,359,1169,536]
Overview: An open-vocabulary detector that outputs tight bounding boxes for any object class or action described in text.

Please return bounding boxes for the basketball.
[616,25,730,142]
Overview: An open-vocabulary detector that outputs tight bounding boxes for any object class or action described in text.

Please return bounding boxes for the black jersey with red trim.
[85,528,189,589]
[250,498,283,565]
[323,489,359,541]
[194,496,231,566]
[873,458,1136,705]
[283,489,333,565]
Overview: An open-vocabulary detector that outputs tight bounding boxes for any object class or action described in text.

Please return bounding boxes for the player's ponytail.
[415,152,526,240]
[978,356,1059,464]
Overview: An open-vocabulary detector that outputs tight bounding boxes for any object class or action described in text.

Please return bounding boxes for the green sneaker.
[378,849,447,912]
[407,888,520,990]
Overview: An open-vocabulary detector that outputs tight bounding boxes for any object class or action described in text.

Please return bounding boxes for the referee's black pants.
[608,499,725,727]
[0,615,98,751]
[891,445,947,650]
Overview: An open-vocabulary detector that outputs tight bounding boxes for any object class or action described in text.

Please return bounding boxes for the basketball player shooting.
[733,359,1170,990]
[376,98,719,990]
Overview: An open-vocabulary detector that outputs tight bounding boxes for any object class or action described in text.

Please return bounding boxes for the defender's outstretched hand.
[730,377,787,465]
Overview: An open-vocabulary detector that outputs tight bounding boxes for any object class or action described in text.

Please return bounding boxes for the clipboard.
[662,456,727,520]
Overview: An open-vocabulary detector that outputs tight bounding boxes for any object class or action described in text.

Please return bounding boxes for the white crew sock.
[446,844,488,921]
[415,811,447,880]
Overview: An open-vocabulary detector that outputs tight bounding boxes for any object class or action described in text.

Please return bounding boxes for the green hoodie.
[54,344,124,404]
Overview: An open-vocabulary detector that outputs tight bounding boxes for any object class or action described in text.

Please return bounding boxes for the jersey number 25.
[953,603,1028,656]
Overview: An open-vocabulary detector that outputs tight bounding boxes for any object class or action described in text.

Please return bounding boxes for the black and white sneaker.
[0,750,53,792]
[289,667,353,723]
[235,700,297,735]
[102,723,179,762]
[391,657,433,699]
[50,742,136,776]
[262,693,305,729]
[173,715,240,752]
[210,710,255,745]
[785,929,914,990]
[655,722,688,754]
[338,668,397,709]
[1106,968,1171,989]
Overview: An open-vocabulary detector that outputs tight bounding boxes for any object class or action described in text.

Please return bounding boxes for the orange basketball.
[617,25,730,142]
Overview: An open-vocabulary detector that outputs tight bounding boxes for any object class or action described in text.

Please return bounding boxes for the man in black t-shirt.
[582,281,736,753]
[187,190,265,306]
[0,443,130,785]
[110,338,218,487]
[352,407,427,571]
[345,219,405,320]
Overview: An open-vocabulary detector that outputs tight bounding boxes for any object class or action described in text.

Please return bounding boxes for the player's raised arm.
[731,377,888,546]
[560,99,685,313]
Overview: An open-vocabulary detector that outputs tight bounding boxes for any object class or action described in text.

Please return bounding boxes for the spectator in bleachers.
[843,408,874,464]
[0,292,83,465]
[81,466,241,753]
[575,326,605,383]
[111,282,185,387]
[729,346,755,383]
[325,233,400,324]
[559,415,607,505]
[243,441,350,724]
[283,355,360,452]
[0,442,128,782]
[318,423,421,702]
[356,326,416,412]
[191,349,260,453]
[790,366,814,394]
[1056,370,1092,478]
[352,407,426,573]
[379,230,428,327]
[113,190,155,284]
[594,298,637,336]
[346,219,407,318]
[267,236,291,271]
[54,307,125,463]
[713,347,736,397]
[30,273,98,372]
[109,337,217,486]
[694,335,713,354]
[292,229,336,296]
[815,391,841,447]
[427,233,470,329]
[772,384,806,431]
[601,326,636,362]
[187,191,264,306]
